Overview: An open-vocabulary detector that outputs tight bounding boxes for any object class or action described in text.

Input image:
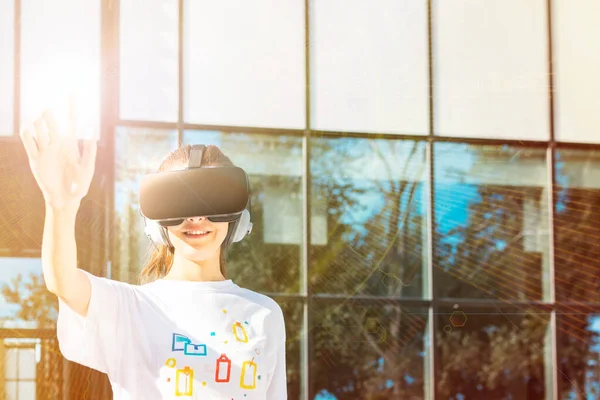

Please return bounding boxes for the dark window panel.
[555,149,600,304]
[311,301,429,399]
[310,137,429,298]
[435,304,551,399]
[434,143,550,301]
[278,299,304,400]
[556,311,600,399]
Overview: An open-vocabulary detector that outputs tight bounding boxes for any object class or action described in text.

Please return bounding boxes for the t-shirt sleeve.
[266,305,287,399]
[56,269,135,376]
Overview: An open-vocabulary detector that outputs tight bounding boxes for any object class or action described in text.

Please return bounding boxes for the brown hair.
[138,144,235,285]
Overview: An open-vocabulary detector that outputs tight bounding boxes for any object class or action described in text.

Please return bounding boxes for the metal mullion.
[303,0,312,399]
[552,303,600,312]
[177,0,184,144]
[301,131,312,400]
[13,0,20,136]
[312,297,433,309]
[554,140,600,151]
[436,298,554,309]
[311,130,594,149]
[312,131,548,147]
[312,294,432,306]
[116,119,308,137]
[426,140,437,400]
[16,347,19,399]
[6,127,600,150]
[102,0,119,283]
[546,0,559,397]
[312,130,432,142]
[426,0,437,398]
[546,147,559,399]
[181,124,304,137]
[116,119,178,130]
[258,293,307,300]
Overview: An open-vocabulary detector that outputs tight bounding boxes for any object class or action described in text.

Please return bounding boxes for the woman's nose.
[186,216,206,221]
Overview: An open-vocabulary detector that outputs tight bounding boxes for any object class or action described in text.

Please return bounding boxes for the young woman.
[19,110,287,399]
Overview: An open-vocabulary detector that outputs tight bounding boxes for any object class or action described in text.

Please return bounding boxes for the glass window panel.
[35,338,63,397]
[553,0,600,144]
[0,143,46,253]
[18,381,36,400]
[114,127,179,283]
[18,348,36,380]
[20,0,100,138]
[433,0,549,140]
[183,0,305,129]
[120,0,178,122]
[310,0,429,134]
[0,0,14,135]
[5,347,17,379]
[311,302,429,399]
[0,258,52,329]
[182,131,303,293]
[555,149,600,303]
[434,144,550,301]
[310,137,429,297]
[557,313,600,398]
[436,305,550,398]
[5,381,16,400]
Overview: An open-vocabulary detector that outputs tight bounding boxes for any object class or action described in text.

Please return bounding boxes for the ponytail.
[138,245,174,285]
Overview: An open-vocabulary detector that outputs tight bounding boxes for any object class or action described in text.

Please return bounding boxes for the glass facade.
[434,144,551,301]
[310,137,429,298]
[1,1,600,399]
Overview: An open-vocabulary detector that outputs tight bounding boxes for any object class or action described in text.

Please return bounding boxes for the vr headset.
[139,144,253,248]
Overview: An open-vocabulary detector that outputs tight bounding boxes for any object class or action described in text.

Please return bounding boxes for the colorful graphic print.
[215,354,232,383]
[172,333,207,356]
[175,366,194,396]
[233,322,248,343]
[163,358,195,397]
[240,359,257,390]
[164,320,261,396]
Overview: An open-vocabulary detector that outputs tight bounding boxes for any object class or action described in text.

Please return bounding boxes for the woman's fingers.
[19,128,39,159]
[33,116,49,151]
[68,95,78,138]
[43,110,60,144]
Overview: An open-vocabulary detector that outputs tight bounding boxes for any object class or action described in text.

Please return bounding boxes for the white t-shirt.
[56,270,287,400]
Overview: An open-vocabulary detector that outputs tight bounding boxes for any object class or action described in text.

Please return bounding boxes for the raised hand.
[19,100,98,211]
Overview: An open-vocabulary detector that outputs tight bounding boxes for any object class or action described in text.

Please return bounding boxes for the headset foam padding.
[229,209,253,244]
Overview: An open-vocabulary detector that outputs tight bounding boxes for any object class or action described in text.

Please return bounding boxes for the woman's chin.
[181,245,217,261]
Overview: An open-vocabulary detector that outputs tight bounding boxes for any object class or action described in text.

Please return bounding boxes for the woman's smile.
[183,230,214,240]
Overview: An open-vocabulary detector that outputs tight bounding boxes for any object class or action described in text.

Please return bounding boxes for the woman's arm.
[42,205,91,317]
[43,203,92,318]
[20,108,97,318]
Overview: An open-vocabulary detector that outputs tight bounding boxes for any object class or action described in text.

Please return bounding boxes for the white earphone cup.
[144,218,169,247]
[231,209,252,243]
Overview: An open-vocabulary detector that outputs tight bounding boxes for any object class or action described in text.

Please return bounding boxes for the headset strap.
[188,145,206,168]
